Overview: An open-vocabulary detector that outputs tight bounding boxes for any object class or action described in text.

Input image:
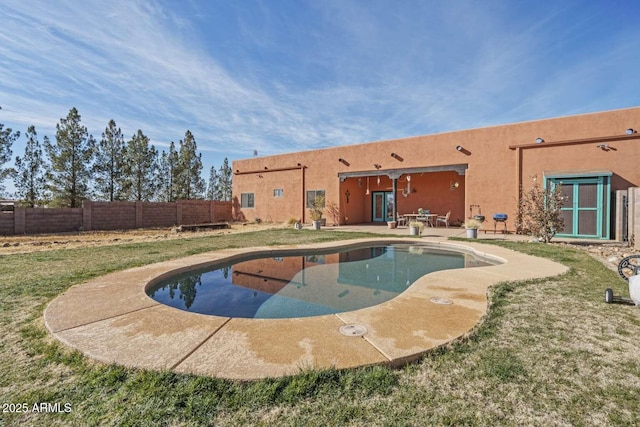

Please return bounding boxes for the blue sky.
[1,0,639,194]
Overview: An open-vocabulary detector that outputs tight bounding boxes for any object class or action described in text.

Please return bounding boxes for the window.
[273,188,284,198]
[241,193,254,208]
[306,190,325,208]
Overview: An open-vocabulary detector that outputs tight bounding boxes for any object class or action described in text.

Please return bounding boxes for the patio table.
[402,213,438,227]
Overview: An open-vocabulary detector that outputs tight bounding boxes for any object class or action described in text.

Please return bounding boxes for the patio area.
[325,222,618,246]
[328,223,533,241]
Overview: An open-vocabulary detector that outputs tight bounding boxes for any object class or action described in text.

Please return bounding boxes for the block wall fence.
[0,200,232,236]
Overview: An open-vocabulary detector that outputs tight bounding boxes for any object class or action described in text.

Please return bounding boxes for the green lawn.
[1,229,639,426]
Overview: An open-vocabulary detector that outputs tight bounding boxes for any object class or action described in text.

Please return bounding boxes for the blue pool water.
[147,244,492,319]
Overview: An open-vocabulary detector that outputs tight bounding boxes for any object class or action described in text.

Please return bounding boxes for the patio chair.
[396,213,407,227]
[436,211,451,228]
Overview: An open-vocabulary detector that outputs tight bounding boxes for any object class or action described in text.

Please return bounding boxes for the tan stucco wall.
[233,107,640,233]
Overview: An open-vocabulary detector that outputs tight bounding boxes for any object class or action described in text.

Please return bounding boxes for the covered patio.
[337,164,468,227]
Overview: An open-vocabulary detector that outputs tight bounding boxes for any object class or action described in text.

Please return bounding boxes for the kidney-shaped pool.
[147,243,495,319]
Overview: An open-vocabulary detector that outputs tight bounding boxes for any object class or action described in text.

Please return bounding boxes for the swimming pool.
[147,243,493,319]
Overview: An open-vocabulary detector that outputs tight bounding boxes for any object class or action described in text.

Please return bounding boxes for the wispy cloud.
[1,0,639,178]
[1,1,269,153]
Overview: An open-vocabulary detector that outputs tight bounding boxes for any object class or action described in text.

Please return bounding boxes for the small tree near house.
[516,176,567,243]
[325,200,340,225]
[309,195,325,221]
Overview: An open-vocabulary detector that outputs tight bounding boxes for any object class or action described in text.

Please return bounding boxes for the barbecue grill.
[493,213,508,234]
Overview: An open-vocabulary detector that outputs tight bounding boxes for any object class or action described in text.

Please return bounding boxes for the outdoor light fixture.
[535,137,544,144]
[450,181,459,191]
[455,145,471,155]
[626,128,637,135]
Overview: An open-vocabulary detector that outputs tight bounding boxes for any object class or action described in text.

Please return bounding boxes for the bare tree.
[516,176,567,243]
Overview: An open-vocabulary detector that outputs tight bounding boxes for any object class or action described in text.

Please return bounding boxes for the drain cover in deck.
[430,297,453,305]
[339,324,368,336]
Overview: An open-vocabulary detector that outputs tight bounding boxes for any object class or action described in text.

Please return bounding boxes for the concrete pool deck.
[44,237,568,380]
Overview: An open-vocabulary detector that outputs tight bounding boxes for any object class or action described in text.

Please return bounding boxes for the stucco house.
[232,107,640,242]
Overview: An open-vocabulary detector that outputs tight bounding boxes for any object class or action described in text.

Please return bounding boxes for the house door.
[550,176,610,239]
[372,192,394,222]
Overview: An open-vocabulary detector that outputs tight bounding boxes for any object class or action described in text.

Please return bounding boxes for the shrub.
[285,218,299,226]
[515,176,567,243]
[409,221,424,230]
[325,200,340,225]
[309,195,325,221]
[463,219,483,229]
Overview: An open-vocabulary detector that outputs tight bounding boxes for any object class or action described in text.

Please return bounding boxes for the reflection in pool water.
[147,244,493,319]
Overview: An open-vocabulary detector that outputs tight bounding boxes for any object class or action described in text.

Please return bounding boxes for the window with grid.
[273,188,284,198]
[306,190,325,208]
[241,193,254,208]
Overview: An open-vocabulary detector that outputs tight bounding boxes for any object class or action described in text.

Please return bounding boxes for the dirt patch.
[0,222,286,255]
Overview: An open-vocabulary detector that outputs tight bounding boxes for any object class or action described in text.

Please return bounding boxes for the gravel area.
[555,240,638,274]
